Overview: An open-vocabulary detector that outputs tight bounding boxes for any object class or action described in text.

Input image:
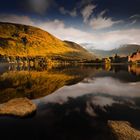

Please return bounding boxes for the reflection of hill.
[0,66,97,104]
[0,71,76,103]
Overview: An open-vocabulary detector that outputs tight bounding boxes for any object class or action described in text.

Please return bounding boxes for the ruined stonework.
[128,50,140,62]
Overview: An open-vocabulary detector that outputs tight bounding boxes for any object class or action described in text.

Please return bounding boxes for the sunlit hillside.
[0,22,95,61]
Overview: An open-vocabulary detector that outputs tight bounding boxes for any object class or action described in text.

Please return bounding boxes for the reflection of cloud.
[35,92,140,131]
[91,96,116,107]
[86,101,97,117]
[34,77,140,106]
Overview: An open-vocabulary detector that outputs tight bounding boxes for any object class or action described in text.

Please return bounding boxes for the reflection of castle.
[103,54,128,64]
[128,65,140,75]
[128,50,140,62]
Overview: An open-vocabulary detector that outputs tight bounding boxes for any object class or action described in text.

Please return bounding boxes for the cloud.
[80,28,140,50]
[81,4,96,23]
[59,7,77,17]
[89,10,122,29]
[128,14,140,25]
[37,19,65,29]
[78,0,94,8]
[28,0,54,14]
[94,29,140,49]
[36,19,93,43]
[0,14,34,25]
[129,20,137,25]
[130,14,140,19]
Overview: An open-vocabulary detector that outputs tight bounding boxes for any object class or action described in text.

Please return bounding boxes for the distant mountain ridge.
[89,44,140,58]
[0,22,95,61]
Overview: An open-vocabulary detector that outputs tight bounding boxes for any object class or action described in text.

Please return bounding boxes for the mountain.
[0,22,95,61]
[89,44,140,58]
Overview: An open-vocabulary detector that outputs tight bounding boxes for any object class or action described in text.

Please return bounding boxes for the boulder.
[0,98,36,117]
[108,121,140,140]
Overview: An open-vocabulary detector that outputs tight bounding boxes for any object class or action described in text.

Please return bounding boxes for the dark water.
[0,63,140,140]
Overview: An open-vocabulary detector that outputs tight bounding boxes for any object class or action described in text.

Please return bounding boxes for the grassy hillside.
[90,44,140,58]
[0,22,95,61]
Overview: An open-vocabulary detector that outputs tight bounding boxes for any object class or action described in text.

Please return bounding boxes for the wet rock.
[0,98,36,117]
[108,121,140,140]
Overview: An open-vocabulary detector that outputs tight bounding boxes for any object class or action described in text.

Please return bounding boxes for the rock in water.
[0,98,36,117]
[108,121,140,140]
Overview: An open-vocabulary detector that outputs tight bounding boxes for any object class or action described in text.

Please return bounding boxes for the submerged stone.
[0,98,36,117]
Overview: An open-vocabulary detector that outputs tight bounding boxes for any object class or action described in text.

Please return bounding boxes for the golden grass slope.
[0,22,95,60]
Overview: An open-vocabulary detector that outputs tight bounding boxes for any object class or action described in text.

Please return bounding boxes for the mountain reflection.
[0,65,97,103]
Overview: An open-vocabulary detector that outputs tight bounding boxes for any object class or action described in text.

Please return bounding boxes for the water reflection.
[0,65,96,104]
[0,64,140,104]
[36,77,140,127]
[0,64,140,139]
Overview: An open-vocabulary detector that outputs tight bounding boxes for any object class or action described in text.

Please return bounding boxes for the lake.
[0,63,140,140]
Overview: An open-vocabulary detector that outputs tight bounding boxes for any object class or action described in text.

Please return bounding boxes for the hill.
[0,22,95,61]
[89,44,140,58]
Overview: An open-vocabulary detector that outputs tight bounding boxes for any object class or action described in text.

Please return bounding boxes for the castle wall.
[129,52,140,62]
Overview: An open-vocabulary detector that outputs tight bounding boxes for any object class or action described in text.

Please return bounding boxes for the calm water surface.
[0,63,140,140]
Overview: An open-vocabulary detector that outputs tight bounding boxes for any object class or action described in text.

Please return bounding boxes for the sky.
[0,0,140,50]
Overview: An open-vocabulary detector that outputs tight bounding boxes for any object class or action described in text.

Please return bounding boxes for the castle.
[128,50,140,62]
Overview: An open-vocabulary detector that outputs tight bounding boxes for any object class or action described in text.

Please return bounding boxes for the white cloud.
[81,4,96,23]
[94,29,140,50]
[38,19,65,29]
[89,10,122,30]
[36,19,93,43]
[37,20,140,50]
[59,7,77,17]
